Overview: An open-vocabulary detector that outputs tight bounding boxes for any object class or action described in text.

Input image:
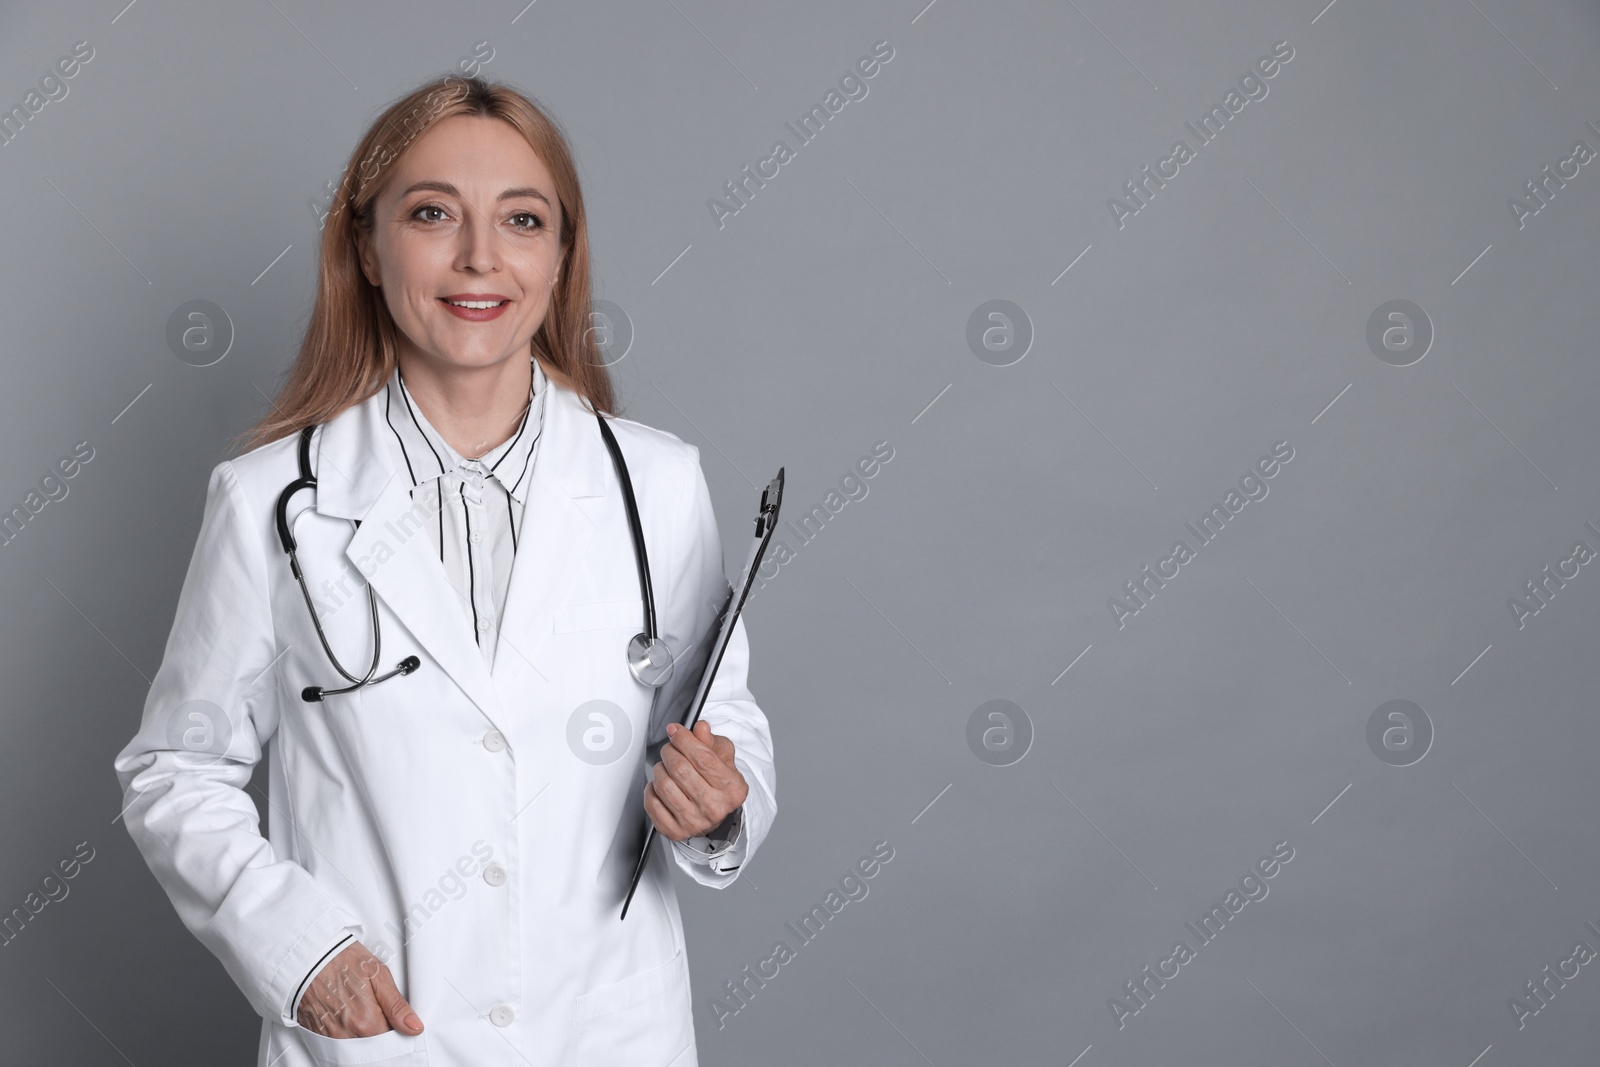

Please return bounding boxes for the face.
[355,114,564,373]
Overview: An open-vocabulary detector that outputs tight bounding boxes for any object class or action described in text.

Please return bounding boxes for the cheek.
[516,254,561,319]
[401,250,468,321]
[525,244,562,289]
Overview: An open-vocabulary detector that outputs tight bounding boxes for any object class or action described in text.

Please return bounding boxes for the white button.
[489,1003,514,1027]
[470,531,483,544]
[483,862,507,887]
[477,618,490,632]
[483,730,506,752]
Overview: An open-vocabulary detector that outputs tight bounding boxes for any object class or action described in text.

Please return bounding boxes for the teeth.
[447,299,505,309]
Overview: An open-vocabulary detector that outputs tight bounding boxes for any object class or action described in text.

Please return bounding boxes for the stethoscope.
[274,409,673,702]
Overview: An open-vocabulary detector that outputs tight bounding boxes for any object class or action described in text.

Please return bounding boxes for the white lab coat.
[113,372,776,1067]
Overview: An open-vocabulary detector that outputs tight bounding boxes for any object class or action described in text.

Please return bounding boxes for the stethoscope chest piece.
[627,634,674,688]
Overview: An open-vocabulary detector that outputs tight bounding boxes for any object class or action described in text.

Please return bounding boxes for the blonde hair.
[234,74,614,455]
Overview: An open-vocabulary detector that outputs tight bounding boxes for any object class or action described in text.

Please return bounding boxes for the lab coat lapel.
[339,465,508,732]
[308,374,508,735]
[491,378,607,700]
[311,369,601,737]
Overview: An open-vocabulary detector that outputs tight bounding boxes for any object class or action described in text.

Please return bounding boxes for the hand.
[643,721,748,841]
[297,941,423,1039]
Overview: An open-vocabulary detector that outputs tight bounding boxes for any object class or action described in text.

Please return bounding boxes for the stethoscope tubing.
[594,413,658,646]
[273,404,664,702]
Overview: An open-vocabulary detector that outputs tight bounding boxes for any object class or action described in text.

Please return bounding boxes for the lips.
[439,295,512,321]
[441,294,509,308]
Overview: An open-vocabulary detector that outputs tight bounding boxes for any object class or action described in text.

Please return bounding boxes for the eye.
[411,203,449,223]
[509,211,544,232]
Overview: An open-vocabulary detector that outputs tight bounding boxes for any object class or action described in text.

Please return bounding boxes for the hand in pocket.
[298,941,424,1039]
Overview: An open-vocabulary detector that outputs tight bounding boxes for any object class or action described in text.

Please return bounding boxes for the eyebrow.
[397,180,551,207]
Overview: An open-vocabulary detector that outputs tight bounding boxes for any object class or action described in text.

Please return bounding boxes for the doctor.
[113,74,775,1067]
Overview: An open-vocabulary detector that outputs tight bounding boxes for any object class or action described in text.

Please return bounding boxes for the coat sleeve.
[112,459,364,1026]
[661,447,776,888]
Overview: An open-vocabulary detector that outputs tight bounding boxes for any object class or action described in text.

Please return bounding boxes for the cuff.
[286,931,357,1025]
[671,804,745,873]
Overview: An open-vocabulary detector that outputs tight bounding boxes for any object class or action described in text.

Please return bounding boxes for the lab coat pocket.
[573,947,693,1065]
[298,1025,428,1066]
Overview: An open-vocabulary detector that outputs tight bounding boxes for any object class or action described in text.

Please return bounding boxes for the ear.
[353,228,381,288]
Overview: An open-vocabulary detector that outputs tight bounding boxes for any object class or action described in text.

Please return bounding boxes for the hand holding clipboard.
[621,466,785,919]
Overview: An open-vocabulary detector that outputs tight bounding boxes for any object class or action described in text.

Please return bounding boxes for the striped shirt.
[381,356,547,672]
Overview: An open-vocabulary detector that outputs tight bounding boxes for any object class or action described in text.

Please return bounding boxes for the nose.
[456,205,505,274]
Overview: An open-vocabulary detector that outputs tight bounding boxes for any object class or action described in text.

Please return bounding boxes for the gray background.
[1,0,1597,1063]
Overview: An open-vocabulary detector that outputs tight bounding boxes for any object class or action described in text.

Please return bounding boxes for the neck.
[396,348,536,460]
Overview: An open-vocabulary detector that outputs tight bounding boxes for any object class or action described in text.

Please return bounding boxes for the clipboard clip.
[755,469,784,538]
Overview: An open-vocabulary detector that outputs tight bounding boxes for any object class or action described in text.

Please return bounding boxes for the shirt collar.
[382,357,547,504]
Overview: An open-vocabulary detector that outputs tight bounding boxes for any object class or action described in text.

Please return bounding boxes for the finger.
[643,779,689,839]
[687,722,732,775]
[305,956,388,1038]
[690,731,748,809]
[652,759,707,827]
[666,725,739,794]
[691,723,742,781]
[667,722,725,779]
[651,761,714,835]
[299,955,361,1035]
[370,960,424,1034]
[656,745,716,808]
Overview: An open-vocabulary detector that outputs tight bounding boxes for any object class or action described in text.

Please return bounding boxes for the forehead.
[389,113,555,194]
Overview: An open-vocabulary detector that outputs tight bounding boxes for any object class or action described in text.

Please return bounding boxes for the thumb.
[369,964,424,1034]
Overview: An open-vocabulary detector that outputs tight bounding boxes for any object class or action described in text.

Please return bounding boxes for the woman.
[113,74,775,1067]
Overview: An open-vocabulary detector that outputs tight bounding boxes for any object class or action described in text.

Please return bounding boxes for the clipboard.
[620,466,785,920]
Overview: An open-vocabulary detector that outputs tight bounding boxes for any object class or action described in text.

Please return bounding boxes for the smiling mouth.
[442,298,508,309]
